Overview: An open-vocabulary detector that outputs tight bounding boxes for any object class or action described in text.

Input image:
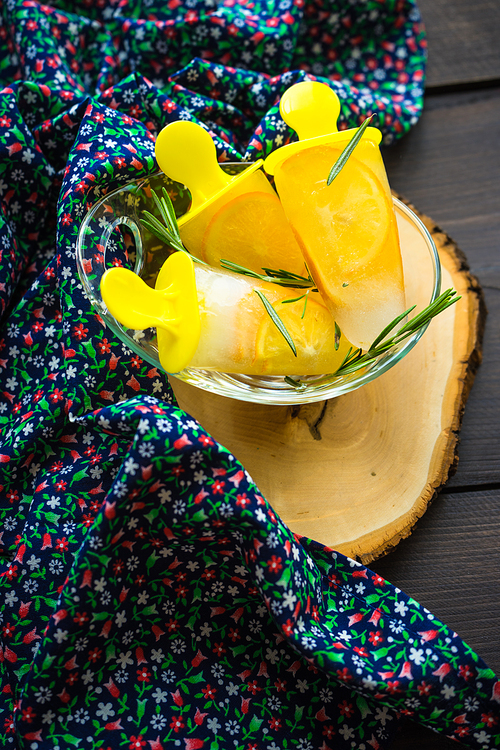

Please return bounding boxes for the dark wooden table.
[372,1,500,747]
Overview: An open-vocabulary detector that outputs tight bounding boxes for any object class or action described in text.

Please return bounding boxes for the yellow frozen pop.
[264,81,406,350]
[100,252,352,376]
[155,120,305,276]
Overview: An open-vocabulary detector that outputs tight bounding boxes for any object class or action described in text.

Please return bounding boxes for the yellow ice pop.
[100,252,352,376]
[155,120,306,276]
[264,81,406,350]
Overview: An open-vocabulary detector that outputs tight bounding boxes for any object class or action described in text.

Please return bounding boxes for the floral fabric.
[0,1,499,749]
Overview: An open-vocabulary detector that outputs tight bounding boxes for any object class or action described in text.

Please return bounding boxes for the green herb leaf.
[284,375,303,387]
[334,321,341,351]
[327,114,375,186]
[333,289,460,377]
[220,259,317,290]
[254,290,297,356]
[281,294,307,304]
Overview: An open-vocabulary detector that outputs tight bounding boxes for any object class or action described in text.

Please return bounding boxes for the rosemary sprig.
[141,188,209,265]
[327,114,375,186]
[333,289,460,377]
[219,259,317,290]
[254,290,297,357]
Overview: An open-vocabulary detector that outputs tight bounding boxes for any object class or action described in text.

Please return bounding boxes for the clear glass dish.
[76,168,440,406]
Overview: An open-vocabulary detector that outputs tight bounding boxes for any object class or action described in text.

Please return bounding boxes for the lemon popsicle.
[100,252,353,376]
[264,81,406,351]
[155,120,305,276]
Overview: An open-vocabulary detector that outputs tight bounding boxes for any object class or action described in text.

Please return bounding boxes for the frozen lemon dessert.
[101,252,352,375]
[155,120,305,276]
[264,81,406,350]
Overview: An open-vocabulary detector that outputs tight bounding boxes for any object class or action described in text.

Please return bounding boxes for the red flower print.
[4,565,18,581]
[73,612,89,626]
[137,667,151,682]
[72,323,88,340]
[3,715,14,734]
[212,479,225,494]
[166,618,179,632]
[269,717,281,730]
[481,712,498,727]
[198,434,214,447]
[175,584,188,598]
[336,667,352,683]
[88,647,102,663]
[282,619,294,636]
[338,700,354,717]
[172,465,184,478]
[454,726,470,738]
[371,574,386,586]
[21,707,36,724]
[323,725,335,738]
[128,736,146,749]
[54,537,69,551]
[54,480,67,491]
[98,338,111,354]
[458,664,475,681]
[274,678,286,692]
[6,490,18,504]
[368,630,384,645]
[0,116,12,127]
[50,461,63,473]
[170,716,185,733]
[162,100,177,113]
[114,157,126,168]
[61,213,72,226]
[201,569,216,581]
[212,642,226,656]
[49,388,64,403]
[417,681,432,696]
[236,494,250,507]
[92,112,105,123]
[386,680,401,694]
[246,679,261,695]
[66,672,79,686]
[201,684,217,700]
[2,622,14,638]
[267,555,283,574]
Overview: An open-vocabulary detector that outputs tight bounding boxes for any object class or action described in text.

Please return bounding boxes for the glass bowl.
[76,168,440,405]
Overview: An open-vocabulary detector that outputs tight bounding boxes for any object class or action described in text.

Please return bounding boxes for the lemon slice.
[253,293,351,376]
[200,191,305,275]
[275,143,405,349]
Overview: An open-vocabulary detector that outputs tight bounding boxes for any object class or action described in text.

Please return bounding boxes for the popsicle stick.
[171,198,485,564]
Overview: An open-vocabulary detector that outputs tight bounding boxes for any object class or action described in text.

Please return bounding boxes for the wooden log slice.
[171,198,486,564]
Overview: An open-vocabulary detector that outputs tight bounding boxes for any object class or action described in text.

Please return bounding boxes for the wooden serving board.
[171,200,486,564]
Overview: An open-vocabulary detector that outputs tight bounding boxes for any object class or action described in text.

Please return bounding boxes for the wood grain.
[171,202,485,563]
[384,88,500,487]
[418,0,500,88]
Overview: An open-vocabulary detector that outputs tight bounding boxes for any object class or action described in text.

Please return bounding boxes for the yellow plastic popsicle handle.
[155,121,232,214]
[279,81,341,141]
[264,81,381,174]
[100,251,201,373]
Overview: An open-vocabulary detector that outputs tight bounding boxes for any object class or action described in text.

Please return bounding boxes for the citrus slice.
[253,293,351,376]
[274,144,405,348]
[200,191,305,276]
